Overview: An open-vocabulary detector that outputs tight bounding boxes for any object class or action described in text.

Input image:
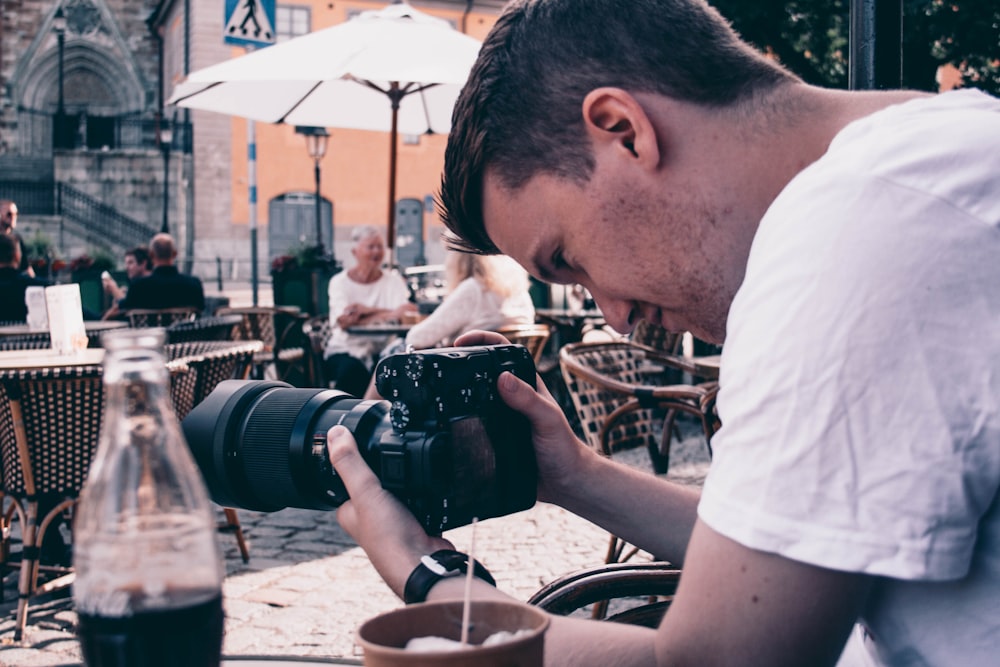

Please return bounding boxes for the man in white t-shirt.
[321,1,1000,665]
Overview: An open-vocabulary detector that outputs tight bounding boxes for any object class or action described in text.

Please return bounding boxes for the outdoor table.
[535,308,606,345]
[645,352,721,382]
[0,320,128,347]
[345,323,413,337]
[0,348,105,370]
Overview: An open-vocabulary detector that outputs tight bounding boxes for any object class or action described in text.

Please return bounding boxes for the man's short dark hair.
[439,0,798,254]
[128,246,152,270]
[0,233,18,266]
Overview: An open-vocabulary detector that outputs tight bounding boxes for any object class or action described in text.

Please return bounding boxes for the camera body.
[183,344,538,534]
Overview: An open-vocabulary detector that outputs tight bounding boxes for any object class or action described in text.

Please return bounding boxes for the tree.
[710,0,1000,94]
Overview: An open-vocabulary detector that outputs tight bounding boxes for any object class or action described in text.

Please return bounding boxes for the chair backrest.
[0,334,52,351]
[165,314,242,344]
[495,323,552,365]
[629,319,683,355]
[166,340,262,419]
[215,306,280,348]
[126,307,199,328]
[559,341,661,456]
[0,365,105,497]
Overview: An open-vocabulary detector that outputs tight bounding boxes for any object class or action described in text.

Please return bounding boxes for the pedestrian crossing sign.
[224,0,277,48]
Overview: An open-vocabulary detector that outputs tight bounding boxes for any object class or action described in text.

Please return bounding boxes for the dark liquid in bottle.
[77,594,224,667]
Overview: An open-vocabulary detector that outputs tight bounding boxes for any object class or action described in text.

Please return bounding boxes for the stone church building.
[0,0,502,282]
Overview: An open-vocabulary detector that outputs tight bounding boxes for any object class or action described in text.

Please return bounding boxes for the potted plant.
[70,250,116,316]
[270,243,341,316]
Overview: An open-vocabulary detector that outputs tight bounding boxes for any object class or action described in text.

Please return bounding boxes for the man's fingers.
[326,425,382,500]
[454,329,510,347]
[497,371,557,426]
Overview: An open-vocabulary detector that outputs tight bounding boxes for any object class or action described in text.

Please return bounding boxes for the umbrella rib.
[276,81,325,124]
[167,81,224,106]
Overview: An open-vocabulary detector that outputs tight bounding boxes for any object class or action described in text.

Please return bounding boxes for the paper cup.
[357,600,549,667]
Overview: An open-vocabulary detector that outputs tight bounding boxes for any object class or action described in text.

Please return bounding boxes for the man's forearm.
[556,454,701,565]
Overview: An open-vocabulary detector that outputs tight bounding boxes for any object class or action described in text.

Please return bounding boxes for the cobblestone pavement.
[0,430,710,666]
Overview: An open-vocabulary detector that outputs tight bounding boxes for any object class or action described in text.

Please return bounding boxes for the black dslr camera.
[182,344,538,533]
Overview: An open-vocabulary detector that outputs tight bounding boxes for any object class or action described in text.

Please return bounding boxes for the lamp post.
[159,118,173,234]
[295,126,330,257]
[52,6,67,148]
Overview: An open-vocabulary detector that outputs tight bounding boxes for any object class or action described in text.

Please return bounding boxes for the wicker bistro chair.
[628,320,721,383]
[124,307,199,328]
[559,341,719,566]
[302,315,333,387]
[165,339,262,563]
[0,363,104,640]
[165,313,243,344]
[528,561,682,628]
[216,306,310,384]
[0,335,52,351]
[494,323,552,366]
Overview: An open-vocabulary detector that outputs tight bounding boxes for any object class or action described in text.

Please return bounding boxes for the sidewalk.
[0,434,711,666]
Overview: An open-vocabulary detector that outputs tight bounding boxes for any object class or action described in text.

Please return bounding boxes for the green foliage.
[23,231,57,263]
[710,0,1000,94]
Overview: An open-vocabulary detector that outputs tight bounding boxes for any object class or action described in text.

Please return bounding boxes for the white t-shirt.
[699,90,1000,665]
[404,277,535,350]
[324,269,411,361]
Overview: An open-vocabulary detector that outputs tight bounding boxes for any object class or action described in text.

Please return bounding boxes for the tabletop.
[346,323,413,337]
[535,308,605,324]
[0,320,128,337]
[0,348,105,370]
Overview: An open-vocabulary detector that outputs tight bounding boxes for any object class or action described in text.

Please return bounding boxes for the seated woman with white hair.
[323,225,416,395]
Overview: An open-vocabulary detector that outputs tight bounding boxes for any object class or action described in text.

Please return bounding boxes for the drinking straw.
[460,518,478,645]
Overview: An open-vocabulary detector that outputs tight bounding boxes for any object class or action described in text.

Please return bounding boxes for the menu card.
[25,286,49,331]
[45,284,88,355]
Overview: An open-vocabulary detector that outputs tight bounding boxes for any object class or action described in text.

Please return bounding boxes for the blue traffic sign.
[224,0,276,48]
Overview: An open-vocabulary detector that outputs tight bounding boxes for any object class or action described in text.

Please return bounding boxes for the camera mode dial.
[404,355,424,382]
[390,400,411,430]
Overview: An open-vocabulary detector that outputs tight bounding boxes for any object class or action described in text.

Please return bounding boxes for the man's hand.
[454,330,598,504]
[326,425,453,598]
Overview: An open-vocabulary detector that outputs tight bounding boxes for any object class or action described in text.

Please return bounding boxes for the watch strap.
[403,549,496,604]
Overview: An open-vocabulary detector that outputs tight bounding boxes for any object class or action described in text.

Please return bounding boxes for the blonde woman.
[363,250,535,399]
[405,251,535,350]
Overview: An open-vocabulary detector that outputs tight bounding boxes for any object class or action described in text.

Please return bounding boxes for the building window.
[276,5,311,42]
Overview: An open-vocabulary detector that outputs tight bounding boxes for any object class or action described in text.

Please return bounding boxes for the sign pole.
[248,117,258,306]
[222,0,275,306]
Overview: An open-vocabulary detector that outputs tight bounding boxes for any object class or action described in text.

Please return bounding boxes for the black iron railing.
[57,183,158,251]
[0,180,157,253]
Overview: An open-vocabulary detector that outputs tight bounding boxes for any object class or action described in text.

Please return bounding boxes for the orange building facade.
[158,0,502,277]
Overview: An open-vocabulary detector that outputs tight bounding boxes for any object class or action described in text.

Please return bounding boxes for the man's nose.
[588,291,635,335]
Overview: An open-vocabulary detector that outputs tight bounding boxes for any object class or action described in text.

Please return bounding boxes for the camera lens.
[182,380,391,512]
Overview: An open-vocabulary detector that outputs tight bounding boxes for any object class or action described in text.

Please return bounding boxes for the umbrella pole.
[387,83,402,270]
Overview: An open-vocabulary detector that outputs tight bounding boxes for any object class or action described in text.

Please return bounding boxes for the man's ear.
[581,88,660,170]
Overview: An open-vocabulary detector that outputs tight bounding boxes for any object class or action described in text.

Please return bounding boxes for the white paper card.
[25,286,49,331]
[45,284,88,355]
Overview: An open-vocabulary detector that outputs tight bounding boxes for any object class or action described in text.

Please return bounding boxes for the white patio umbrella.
[168,1,482,260]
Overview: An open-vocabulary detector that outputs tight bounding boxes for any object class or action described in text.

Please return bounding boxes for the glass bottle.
[74,328,224,667]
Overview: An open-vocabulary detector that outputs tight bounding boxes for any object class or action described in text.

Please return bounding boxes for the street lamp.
[159,118,174,234]
[52,6,67,148]
[295,126,330,257]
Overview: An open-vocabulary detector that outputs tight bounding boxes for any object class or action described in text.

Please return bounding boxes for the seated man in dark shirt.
[0,233,51,321]
[119,233,205,313]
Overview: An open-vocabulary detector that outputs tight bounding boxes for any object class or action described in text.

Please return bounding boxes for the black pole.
[314,158,322,251]
[57,32,65,114]
[161,142,170,233]
[849,0,903,90]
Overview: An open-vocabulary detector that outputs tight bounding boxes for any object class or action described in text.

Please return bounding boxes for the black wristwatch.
[403,549,496,604]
